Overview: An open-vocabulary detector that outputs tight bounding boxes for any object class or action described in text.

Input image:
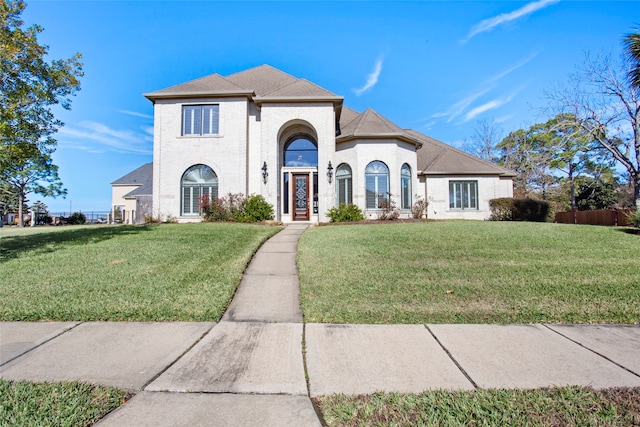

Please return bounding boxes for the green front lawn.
[298,221,640,324]
[0,223,280,321]
[315,387,640,427]
[0,379,127,427]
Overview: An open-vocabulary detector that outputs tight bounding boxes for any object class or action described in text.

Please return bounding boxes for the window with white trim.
[181,164,218,216]
[182,105,219,136]
[365,161,389,209]
[401,164,411,210]
[449,180,478,210]
[336,163,352,205]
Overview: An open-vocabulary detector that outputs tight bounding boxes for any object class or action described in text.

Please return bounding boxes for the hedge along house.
[113,64,513,224]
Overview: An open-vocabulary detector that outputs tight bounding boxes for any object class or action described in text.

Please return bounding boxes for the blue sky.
[21,0,638,213]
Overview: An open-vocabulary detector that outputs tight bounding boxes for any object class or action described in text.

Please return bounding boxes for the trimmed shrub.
[234,194,274,223]
[627,209,640,228]
[411,195,428,219]
[327,203,365,222]
[489,198,550,222]
[68,212,86,225]
[200,193,245,222]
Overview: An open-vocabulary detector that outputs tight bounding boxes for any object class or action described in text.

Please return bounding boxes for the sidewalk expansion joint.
[301,322,329,427]
[542,324,640,379]
[0,321,83,368]
[425,324,478,389]
[140,323,216,391]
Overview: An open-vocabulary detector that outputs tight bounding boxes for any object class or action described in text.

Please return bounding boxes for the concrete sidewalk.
[2,224,640,426]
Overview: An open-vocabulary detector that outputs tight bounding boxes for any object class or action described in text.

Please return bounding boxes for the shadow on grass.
[617,227,640,236]
[0,225,154,263]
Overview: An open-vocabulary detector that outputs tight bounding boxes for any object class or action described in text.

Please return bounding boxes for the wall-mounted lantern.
[327,161,334,184]
[262,161,269,184]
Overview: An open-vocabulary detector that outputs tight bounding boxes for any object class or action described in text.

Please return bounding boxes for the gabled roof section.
[409,130,515,177]
[225,64,298,96]
[111,162,153,196]
[337,108,422,148]
[339,106,361,129]
[144,74,251,101]
[256,79,342,100]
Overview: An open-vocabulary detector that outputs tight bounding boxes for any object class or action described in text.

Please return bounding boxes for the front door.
[293,174,309,221]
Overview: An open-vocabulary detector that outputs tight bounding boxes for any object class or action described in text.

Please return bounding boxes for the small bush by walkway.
[0,223,280,321]
[298,221,640,324]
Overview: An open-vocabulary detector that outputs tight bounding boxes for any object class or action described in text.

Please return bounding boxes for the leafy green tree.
[497,123,556,199]
[575,176,620,211]
[624,26,640,89]
[0,0,83,226]
[548,51,640,210]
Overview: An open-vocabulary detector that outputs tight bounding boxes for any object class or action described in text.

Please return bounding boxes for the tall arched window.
[181,164,218,216]
[365,161,389,209]
[336,164,352,205]
[401,164,412,210]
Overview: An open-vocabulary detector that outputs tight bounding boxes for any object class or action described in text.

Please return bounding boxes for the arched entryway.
[280,125,318,222]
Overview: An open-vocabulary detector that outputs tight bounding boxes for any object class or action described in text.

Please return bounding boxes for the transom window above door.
[284,137,318,167]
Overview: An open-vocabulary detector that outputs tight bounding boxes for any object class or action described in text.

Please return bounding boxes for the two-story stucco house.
[112,64,513,224]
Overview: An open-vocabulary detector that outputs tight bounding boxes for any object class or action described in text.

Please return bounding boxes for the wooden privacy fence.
[555,209,634,226]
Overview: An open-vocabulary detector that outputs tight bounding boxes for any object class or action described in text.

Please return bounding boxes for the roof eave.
[418,170,517,177]
[254,96,343,106]
[336,134,422,148]
[144,90,255,101]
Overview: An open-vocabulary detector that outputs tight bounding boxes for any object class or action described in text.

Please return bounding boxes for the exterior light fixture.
[327,161,334,183]
[262,161,268,184]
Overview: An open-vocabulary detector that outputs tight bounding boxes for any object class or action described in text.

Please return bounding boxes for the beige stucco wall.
[111,185,138,223]
[335,139,419,220]
[258,103,336,222]
[152,97,249,221]
[149,94,512,223]
[423,175,513,220]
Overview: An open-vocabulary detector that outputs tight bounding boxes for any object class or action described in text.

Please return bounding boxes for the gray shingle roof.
[409,130,515,176]
[145,64,341,103]
[337,108,422,148]
[111,162,153,196]
[226,64,298,96]
[142,65,513,178]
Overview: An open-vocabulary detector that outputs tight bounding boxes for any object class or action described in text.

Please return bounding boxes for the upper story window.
[182,105,219,136]
[284,136,318,167]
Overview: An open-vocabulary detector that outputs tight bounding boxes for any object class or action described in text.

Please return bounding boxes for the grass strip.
[298,221,640,324]
[314,386,640,426]
[0,223,280,321]
[0,379,127,427]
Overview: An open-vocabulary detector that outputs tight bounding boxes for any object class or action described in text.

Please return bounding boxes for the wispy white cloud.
[431,86,495,122]
[461,0,560,43]
[461,86,526,123]
[487,51,541,83]
[494,114,514,124]
[118,110,153,120]
[58,121,153,155]
[430,53,537,124]
[353,57,384,96]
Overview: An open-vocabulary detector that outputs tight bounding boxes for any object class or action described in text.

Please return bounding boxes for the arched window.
[336,164,352,205]
[401,164,412,210]
[365,161,389,209]
[284,136,318,167]
[181,164,218,216]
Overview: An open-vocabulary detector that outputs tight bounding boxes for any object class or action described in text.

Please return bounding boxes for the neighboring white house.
[110,162,152,224]
[112,65,513,224]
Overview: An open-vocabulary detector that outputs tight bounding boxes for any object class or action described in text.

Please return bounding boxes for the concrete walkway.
[2,223,640,426]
